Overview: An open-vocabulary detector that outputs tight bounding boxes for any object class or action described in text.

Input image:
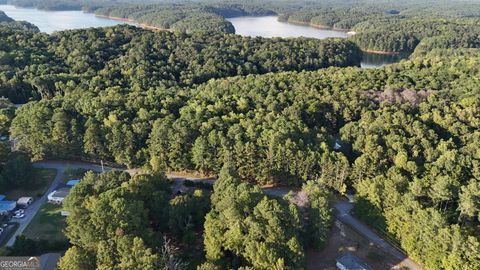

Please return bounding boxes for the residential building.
[47,188,71,204]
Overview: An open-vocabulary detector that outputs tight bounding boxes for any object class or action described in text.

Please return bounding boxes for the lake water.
[228,16,348,39]
[227,16,407,68]
[0,4,131,33]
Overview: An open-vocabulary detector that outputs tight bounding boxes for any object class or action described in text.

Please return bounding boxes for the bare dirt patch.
[307,220,412,270]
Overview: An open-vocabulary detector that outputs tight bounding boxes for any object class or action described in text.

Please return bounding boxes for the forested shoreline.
[4,0,480,53]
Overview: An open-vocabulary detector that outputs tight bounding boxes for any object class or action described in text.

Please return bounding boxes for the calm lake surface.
[228,16,348,39]
[0,4,131,33]
[227,16,407,68]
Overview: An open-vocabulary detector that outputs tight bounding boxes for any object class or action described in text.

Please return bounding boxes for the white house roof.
[17,197,33,204]
[48,188,71,200]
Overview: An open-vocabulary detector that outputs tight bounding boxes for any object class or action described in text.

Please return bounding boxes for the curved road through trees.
[8,160,422,269]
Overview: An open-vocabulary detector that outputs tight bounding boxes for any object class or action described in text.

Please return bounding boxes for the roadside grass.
[23,203,67,242]
[4,169,57,200]
[0,223,19,246]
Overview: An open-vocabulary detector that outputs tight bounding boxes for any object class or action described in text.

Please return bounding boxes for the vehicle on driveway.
[13,213,25,219]
[14,209,24,215]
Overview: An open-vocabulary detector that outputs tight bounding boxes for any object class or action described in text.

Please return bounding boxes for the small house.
[336,252,373,270]
[17,197,34,208]
[47,188,71,204]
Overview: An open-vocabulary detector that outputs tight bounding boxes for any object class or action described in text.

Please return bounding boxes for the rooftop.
[50,188,71,198]
[17,197,33,204]
[66,180,80,186]
[0,200,16,211]
[40,253,61,270]
[0,195,5,201]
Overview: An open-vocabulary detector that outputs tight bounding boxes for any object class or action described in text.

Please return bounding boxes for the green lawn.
[23,203,67,242]
[4,169,57,200]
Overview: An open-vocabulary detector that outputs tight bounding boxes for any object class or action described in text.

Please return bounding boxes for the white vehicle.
[14,209,25,215]
[13,213,25,219]
[0,228,3,234]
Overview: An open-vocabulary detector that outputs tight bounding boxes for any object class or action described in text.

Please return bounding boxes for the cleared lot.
[307,220,412,270]
[23,203,67,242]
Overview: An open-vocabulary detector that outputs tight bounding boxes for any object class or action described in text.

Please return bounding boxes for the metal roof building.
[336,252,373,270]
[0,200,17,214]
[66,180,80,187]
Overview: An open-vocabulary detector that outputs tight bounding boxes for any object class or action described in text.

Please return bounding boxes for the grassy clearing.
[23,203,67,242]
[4,169,57,200]
[61,168,88,183]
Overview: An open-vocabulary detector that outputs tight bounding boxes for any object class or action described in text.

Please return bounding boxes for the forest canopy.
[0,25,361,103]
[9,40,480,269]
[2,1,480,269]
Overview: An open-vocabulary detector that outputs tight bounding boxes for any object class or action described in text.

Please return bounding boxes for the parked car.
[14,209,24,215]
[13,213,24,219]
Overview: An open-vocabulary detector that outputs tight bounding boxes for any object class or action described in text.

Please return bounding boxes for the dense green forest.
[10,39,480,269]
[350,17,480,53]
[54,165,332,269]
[2,1,480,269]
[0,25,360,103]
[0,98,32,191]
[95,4,237,33]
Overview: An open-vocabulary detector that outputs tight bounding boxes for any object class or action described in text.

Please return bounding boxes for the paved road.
[5,160,208,246]
[262,188,422,269]
[6,164,64,246]
[7,160,422,269]
[5,161,112,246]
